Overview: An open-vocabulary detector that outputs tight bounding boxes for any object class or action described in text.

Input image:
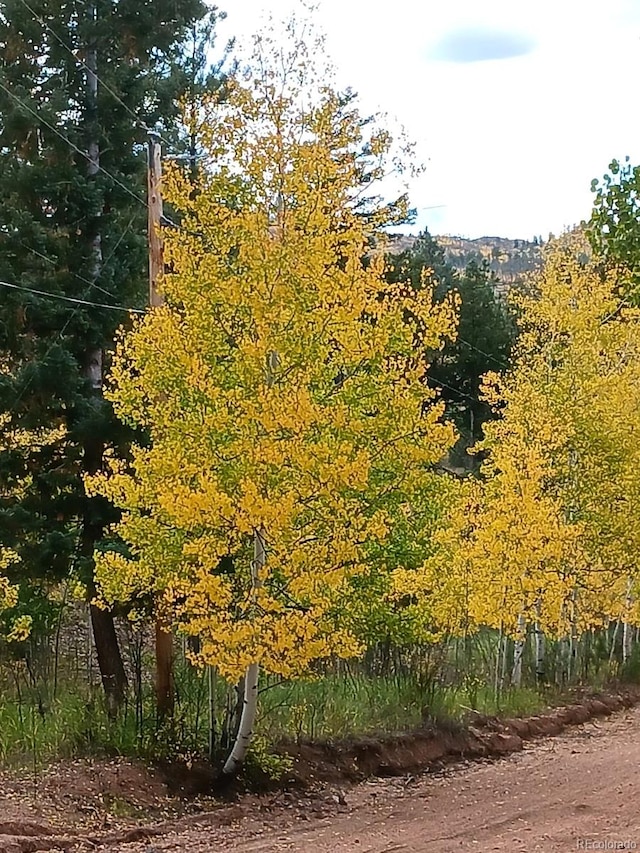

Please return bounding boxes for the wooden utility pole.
[147,134,175,722]
[148,134,164,309]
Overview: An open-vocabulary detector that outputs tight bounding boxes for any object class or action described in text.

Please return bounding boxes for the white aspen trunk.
[564,452,579,686]
[623,577,634,665]
[494,586,509,703]
[557,636,570,685]
[534,627,545,682]
[609,619,621,668]
[567,589,578,683]
[534,600,546,685]
[501,633,509,689]
[221,661,259,775]
[511,614,526,687]
[222,527,265,776]
[555,601,569,686]
[494,626,504,702]
[568,635,574,682]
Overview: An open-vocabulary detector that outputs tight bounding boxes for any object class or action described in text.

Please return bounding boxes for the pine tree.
[0,0,223,712]
[385,231,515,458]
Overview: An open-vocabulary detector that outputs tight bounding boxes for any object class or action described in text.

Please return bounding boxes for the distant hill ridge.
[386,234,544,284]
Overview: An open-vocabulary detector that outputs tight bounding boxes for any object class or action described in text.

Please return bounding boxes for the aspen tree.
[415,234,640,669]
[87,26,457,769]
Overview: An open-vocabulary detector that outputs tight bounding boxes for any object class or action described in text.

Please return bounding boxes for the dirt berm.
[276,689,640,786]
[0,688,638,852]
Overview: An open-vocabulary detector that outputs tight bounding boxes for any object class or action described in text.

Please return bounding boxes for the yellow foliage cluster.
[89,31,640,672]
[0,417,64,644]
[415,233,640,642]
[0,550,31,642]
[87,41,457,681]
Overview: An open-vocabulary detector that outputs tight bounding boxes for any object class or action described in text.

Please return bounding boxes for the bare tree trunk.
[623,620,633,665]
[81,404,127,715]
[81,359,127,716]
[533,600,546,685]
[556,636,570,686]
[494,625,504,703]
[567,589,578,683]
[609,619,621,669]
[90,603,127,716]
[208,666,217,760]
[534,624,545,684]
[623,578,634,666]
[155,620,174,722]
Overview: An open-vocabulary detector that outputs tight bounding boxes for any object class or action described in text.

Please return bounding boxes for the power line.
[98,211,140,278]
[1,241,144,415]
[17,0,142,127]
[0,78,148,210]
[11,238,117,301]
[0,278,477,404]
[430,376,478,405]
[0,19,153,422]
[457,336,511,371]
[2,218,138,416]
[7,211,140,303]
[0,279,145,313]
[2,219,142,418]
[16,231,512,375]
[15,0,178,153]
[5,217,141,302]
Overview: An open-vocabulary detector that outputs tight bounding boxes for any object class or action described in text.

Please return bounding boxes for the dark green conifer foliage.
[386,230,515,460]
[0,0,225,710]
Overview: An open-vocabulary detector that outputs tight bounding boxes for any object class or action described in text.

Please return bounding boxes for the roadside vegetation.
[0,5,639,780]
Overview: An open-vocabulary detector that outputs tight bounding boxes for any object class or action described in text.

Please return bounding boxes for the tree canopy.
[87,34,459,683]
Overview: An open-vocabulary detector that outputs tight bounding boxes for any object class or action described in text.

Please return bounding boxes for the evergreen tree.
[0,0,224,712]
[386,230,515,458]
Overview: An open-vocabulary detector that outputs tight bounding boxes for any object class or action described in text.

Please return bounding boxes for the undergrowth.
[0,669,551,768]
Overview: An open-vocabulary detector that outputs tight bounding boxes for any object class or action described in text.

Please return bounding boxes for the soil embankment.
[0,690,637,852]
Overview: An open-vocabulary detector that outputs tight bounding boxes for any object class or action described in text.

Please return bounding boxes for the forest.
[1,0,640,786]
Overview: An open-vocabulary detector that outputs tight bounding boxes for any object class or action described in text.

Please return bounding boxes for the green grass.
[257,673,432,740]
[255,674,549,741]
[0,682,161,766]
[0,670,554,767]
[0,692,121,765]
[453,684,550,718]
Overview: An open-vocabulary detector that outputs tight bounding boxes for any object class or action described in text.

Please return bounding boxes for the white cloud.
[217,0,640,238]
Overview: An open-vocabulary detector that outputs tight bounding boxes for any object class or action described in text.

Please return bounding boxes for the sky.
[217,0,640,240]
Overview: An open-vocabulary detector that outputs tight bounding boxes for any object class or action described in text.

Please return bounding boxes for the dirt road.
[101,704,640,853]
